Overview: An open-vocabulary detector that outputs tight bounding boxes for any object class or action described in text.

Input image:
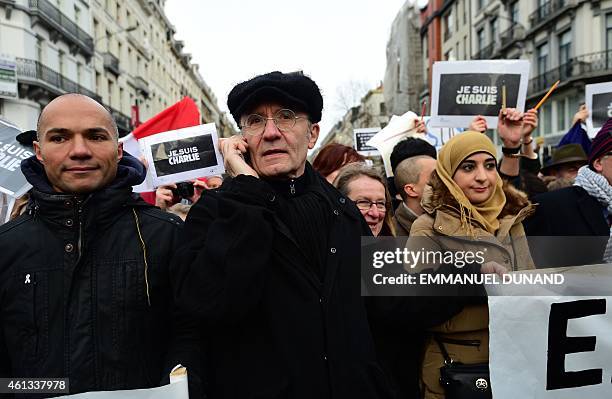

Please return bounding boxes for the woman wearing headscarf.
[407,131,535,399]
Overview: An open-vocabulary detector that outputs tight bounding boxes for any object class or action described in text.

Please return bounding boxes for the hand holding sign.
[572,104,589,126]
[498,108,524,147]
[219,135,258,178]
[468,115,488,133]
[521,108,539,137]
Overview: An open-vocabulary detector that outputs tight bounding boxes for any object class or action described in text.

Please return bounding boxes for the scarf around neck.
[436,131,506,235]
[574,166,612,213]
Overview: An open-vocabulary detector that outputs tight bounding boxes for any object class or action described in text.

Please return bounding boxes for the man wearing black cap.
[173,71,393,399]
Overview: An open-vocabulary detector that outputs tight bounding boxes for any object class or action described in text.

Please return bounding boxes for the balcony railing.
[109,107,131,134]
[529,50,612,94]
[102,52,120,76]
[499,24,524,48]
[15,57,101,102]
[529,0,571,28]
[29,0,93,57]
[473,42,495,60]
[134,76,149,98]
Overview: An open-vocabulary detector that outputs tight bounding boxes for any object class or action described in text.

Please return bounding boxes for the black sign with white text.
[438,73,521,117]
[591,92,612,129]
[151,134,217,177]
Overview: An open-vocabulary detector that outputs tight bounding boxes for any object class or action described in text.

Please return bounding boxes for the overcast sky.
[164,0,408,144]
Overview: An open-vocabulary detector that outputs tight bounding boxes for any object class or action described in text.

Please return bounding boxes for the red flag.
[136,97,201,205]
[133,97,200,140]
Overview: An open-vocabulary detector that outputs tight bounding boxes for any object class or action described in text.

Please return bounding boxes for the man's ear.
[403,183,419,199]
[117,141,123,162]
[33,140,43,163]
[593,157,604,174]
[307,123,320,150]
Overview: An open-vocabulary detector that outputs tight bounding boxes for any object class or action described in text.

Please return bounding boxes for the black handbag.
[434,336,492,399]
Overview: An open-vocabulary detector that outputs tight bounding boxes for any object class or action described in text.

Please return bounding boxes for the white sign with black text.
[353,128,380,157]
[487,264,612,399]
[140,123,225,187]
[430,60,530,129]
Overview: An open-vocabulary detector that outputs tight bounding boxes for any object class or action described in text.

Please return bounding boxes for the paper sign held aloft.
[140,123,225,188]
[430,60,530,129]
[366,111,424,177]
[0,120,33,198]
[585,81,612,138]
[353,128,380,157]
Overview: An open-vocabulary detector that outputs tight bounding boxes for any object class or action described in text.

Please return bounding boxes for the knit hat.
[589,119,612,170]
[227,71,323,125]
[390,137,437,173]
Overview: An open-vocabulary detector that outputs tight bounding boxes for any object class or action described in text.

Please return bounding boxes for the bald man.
[0,94,198,396]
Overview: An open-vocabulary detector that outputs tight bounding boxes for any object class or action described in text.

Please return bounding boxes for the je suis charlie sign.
[140,123,225,187]
[430,60,530,129]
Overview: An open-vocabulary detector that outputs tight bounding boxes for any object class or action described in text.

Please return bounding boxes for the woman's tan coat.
[407,173,535,399]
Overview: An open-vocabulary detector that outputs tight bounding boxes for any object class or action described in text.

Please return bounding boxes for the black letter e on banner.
[546,299,606,390]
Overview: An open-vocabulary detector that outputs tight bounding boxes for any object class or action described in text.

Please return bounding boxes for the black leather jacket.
[0,154,184,397]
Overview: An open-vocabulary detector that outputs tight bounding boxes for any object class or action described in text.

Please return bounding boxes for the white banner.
[430,60,530,129]
[487,264,612,399]
[53,367,189,399]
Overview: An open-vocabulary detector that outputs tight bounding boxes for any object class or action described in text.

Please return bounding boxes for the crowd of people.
[0,70,610,399]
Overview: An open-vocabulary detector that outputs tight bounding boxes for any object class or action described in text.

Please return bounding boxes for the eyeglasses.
[240,109,307,136]
[354,200,387,212]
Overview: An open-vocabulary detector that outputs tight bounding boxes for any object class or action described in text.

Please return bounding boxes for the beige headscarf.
[436,131,506,235]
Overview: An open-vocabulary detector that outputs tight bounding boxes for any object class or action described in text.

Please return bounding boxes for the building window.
[490,17,498,42]
[559,30,571,65]
[463,0,467,25]
[536,42,548,75]
[108,79,114,107]
[477,28,485,52]
[74,5,80,26]
[58,50,64,75]
[606,14,612,68]
[76,62,82,85]
[541,102,552,136]
[36,37,44,63]
[559,30,571,79]
[556,99,566,133]
[510,2,519,25]
[477,0,485,11]
[444,11,453,41]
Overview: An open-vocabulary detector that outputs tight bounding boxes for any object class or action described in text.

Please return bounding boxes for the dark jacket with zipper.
[0,154,186,398]
[172,163,394,399]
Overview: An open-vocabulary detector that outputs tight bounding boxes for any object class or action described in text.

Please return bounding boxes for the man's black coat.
[173,165,394,399]
[524,185,609,267]
[0,154,191,398]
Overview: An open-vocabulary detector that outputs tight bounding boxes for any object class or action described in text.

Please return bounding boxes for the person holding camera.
[154,176,223,210]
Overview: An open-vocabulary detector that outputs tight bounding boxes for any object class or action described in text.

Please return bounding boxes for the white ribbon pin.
[24,273,31,284]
